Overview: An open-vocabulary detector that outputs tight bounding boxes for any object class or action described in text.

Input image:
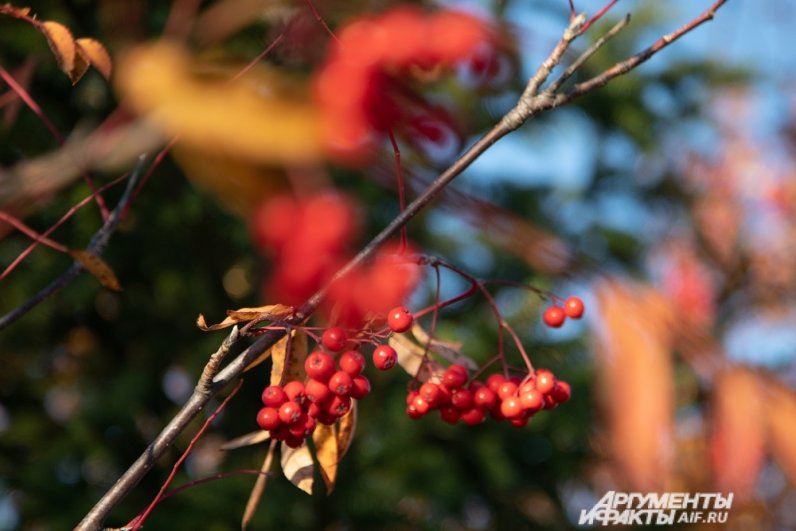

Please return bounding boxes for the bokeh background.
[2,0,796,529]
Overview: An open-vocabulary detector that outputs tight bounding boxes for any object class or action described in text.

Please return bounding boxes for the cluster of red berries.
[251,192,357,307]
[314,6,491,158]
[407,366,571,426]
[542,296,585,328]
[256,307,414,445]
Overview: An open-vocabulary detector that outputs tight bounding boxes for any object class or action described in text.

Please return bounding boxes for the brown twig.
[75,3,729,527]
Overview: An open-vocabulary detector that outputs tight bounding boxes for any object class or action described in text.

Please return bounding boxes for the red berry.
[372,345,397,370]
[406,390,419,405]
[326,395,352,417]
[500,397,523,419]
[305,351,336,382]
[302,415,317,437]
[329,370,353,396]
[510,415,530,428]
[519,389,543,413]
[543,306,566,328]
[305,379,332,404]
[563,296,585,319]
[551,381,571,404]
[322,327,348,352]
[419,382,442,406]
[278,401,303,425]
[317,411,338,425]
[543,394,557,410]
[256,407,281,431]
[261,385,288,408]
[407,403,424,419]
[350,374,371,399]
[283,380,307,405]
[473,387,498,411]
[442,365,468,389]
[412,395,431,416]
[284,435,305,448]
[497,381,518,400]
[460,407,486,426]
[485,374,506,394]
[440,406,461,424]
[339,350,366,376]
[387,306,413,333]
[450,389,473,410]
[534,369,556,395]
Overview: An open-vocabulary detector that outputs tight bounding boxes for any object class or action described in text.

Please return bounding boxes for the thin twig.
[0,156,145,332]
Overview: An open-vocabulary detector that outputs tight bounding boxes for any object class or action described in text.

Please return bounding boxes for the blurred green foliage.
[0,1,744,529]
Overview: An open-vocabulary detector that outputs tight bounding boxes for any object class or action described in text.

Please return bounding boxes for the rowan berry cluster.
[542,296,585,328]
[255,307,412,445]
[406,366,571,427]
[314,5,492,157]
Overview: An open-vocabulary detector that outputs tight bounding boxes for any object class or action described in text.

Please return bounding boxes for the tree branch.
[76,2,730,527]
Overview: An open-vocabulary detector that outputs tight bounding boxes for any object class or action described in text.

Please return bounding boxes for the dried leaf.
[40,21,77,80]
[197,304,293,331]
[242,441,276,530]
[389,333,434,381]
[69,48,90,85]
[75,37,112,80]
[1,5,32,17]
[269,330,308,384]
[220,429,271,451]
[115,42,322,165]
[765,378,796,484]
[594,278,675,491]
[410,323,477,370]
[313,424,338,493]
[68,248,121,292]
[281,441,314,494]
[710,368,766,499]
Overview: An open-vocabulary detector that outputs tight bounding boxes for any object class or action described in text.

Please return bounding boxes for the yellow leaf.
[115,42,323,165]
[75,37,112,80]
[220,430,271,451]
[593,278,675,491]
[312,424,338,494]
[269,330,307,384]
[388,333,434,381]
[70,47,90,85]
[710,368,766,499]
[281,441,314,494]
[68,248,122,292]
[242,441,276,530]
[196,304,293,331]
[337,401,357,460]
[40,21,77,80]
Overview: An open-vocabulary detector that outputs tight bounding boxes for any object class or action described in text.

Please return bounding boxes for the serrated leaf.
[197,304,293,331]
[410,323,477,370]
[68,248,121,291]
[76,37,112,80]
[389,333,434,381]
[268,330,308,383]
[40,21,77,81]
[312,424,338,494]
[281,442,314,494]
[220,429,270,451]
[242,441,276,530]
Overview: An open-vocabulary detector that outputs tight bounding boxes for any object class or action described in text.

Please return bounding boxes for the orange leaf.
[280,442,314,494]
[710,368,766,499]
[68,248,122,291]
[242,441,276,530]
[40,21,77,80]
[312,424,338,493]
[115,42,323,165]
[765,379,796,484]
[337,401,357,460]
[593,278,675,491]
[75,37,112,80]
[268,330,308,384]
